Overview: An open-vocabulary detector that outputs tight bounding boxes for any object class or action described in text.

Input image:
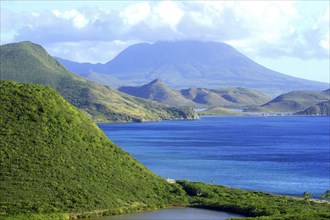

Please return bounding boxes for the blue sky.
[1,0,329,83]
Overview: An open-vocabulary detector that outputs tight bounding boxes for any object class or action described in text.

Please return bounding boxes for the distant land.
[55,40,328,96]
[0,41,198,122]
[247,90,330,113]
[119,79,271,108]
[295,100,330,116]
[198,107,243,116]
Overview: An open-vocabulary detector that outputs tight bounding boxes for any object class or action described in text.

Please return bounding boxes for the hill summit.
[119,79,196,106]
[0,80,187,217]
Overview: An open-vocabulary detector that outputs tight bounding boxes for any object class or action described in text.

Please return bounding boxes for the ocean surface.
[99,116,330,197]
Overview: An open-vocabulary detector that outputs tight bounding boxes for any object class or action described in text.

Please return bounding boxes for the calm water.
[89,208,244,220]
[99,116,330,197]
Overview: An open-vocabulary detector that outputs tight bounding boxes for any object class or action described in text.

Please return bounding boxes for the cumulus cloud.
[1,1,328,62]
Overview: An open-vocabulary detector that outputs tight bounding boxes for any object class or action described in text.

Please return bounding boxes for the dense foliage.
[0,41,198,122]
[177,181,330,220]
[0,81,188,219]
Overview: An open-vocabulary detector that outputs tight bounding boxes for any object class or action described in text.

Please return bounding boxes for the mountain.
[56,41,328,96]
[0,41,198,122]
[0,81,187,218]
[119,79,197,107]
[295,101,330,116]
[246,90,330,113]
[119,79,271,108]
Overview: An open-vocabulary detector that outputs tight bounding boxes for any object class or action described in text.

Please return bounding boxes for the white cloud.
[2,1,328,62]
[52,9,89,29]
[120,2,150,26]
[154,1,184,29]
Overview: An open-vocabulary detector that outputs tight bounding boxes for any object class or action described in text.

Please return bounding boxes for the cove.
[88,207,245,220]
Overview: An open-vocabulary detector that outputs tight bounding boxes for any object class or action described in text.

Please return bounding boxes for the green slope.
[119,79,197,107]
[0,41,198,122]
[0,81,187,218]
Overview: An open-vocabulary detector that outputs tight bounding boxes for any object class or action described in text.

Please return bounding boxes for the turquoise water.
[89,208,244,220]
[99,116,330,197]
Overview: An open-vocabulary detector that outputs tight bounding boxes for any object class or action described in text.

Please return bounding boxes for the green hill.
[295,101,330,116]
[180,87,270,108]
[0,80,187,218]
[119,79,270,108]
[0,41,198,122]
[119,79,197,107]
[246,90,330,113]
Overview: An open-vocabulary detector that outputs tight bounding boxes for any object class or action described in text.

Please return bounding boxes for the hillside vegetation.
[0,81,188,219]
[0,41,198,122]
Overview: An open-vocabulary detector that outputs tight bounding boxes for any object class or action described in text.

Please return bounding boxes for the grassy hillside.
[246,90,329,113]
[295,101,330,116]
[0,81,188,218]
[0,41,198,122]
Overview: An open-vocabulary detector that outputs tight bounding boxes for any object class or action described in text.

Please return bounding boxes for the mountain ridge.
[119,79,271,108]
[55,40,328,96]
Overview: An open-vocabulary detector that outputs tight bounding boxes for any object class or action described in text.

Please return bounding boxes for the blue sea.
[98,116,330,197]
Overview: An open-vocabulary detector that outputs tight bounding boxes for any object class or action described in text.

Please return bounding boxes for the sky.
[1,0,329,83]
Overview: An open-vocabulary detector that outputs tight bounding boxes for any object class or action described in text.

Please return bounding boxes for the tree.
[303,192,310,202]
[324,190,330,201]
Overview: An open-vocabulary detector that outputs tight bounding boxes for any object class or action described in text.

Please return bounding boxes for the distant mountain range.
[56,40,328,96]
[246,90,330,113]
[0,41,198,122]
[118,79,271,108]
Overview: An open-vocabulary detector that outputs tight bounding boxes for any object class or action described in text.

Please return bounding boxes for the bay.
[99,116,330,197]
